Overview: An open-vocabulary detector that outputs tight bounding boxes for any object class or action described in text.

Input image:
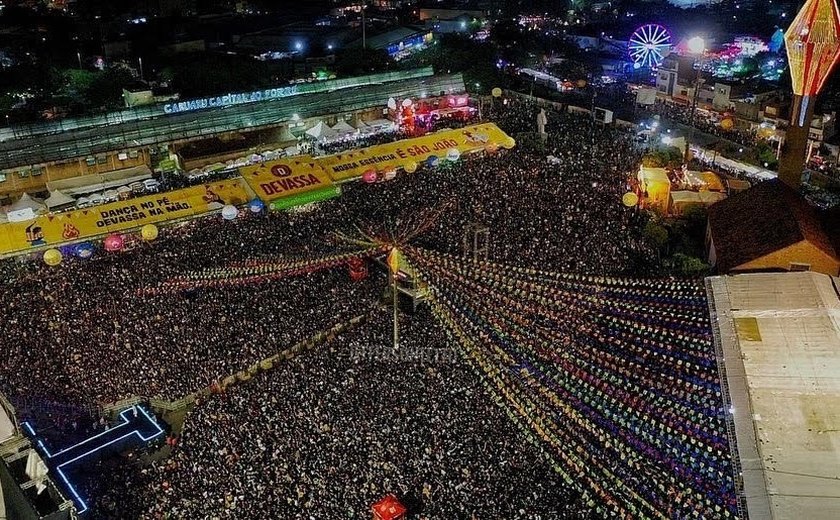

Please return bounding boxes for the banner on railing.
[0,179,250,255]
[239,155,336,206]
[318,123,513,181]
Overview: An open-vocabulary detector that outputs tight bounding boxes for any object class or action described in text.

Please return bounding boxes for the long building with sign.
[0,68,466,202]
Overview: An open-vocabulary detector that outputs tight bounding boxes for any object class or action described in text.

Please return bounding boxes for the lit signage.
[163,85,299,114]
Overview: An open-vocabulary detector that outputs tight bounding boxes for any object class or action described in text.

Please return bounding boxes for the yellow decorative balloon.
[43,248,62,266]
[719,118,734,130]
[502,136,516,149]
[404,161,418,173]
[491,87,503,98]
[141,223,159,241]
[622,192,639,207]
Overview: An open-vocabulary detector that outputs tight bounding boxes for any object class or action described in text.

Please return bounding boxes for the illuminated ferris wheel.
[629,24,672,68]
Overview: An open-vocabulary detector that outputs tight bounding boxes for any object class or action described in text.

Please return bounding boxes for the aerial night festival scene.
[1,0,839,518]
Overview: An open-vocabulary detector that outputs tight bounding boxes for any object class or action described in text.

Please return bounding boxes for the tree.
[672,253,710,277]
[644,220,669,252]
[86,67,135,110]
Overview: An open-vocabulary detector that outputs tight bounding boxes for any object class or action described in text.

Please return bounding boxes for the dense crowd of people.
[639,101,758,148]
[0,99,737,517]
[93,309,593,519]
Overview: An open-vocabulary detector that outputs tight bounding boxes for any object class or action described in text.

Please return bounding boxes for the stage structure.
[779,0,840,187]
[0,394,77,520]
[374,252,430,313]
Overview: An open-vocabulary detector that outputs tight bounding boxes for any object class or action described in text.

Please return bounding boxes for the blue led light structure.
[629,24,672,68]
[22,405,165,514]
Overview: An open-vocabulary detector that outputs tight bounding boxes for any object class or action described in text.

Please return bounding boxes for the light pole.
[361,2,367,50]
[77,51,82,69]
[684,36,705,165]
[138,56,144,82]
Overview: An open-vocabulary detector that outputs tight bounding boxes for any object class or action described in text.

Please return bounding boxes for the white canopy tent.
[6,193,46,222]
[305,121,337,140]
[44,190,76,210]
[354,119,370,131]
[363,119,396,134]
[331,120,356,134]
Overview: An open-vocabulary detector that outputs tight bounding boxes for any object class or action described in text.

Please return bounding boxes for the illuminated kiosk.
[778,0,840,188]
[372,494,407,520]
[0,394,78,520]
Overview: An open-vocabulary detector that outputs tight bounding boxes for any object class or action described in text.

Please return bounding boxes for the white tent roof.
[305,121,337,140]
[331,120,356,134]
[365,119,395,129]
[47,165,153,196]
[44,190,76,209]
[9,193,46,213]
[353,119,370,130]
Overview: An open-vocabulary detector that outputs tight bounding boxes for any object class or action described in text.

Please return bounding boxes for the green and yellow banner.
[318,123,513,181]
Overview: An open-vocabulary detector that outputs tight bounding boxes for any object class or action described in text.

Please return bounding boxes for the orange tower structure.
[779,0,840,187]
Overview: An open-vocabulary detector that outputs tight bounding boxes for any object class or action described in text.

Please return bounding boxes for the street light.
[687,36,705,55]
[684,36,706,164]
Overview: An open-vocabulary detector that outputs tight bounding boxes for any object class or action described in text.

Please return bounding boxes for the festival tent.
[47,165,153,197]
[699,190,726,206]
[9,193,46,213]
[699,171,725,192]
[638,166,671,213]
[354,119,370,131]
[305,121,337,140]
[44,190,76,211]
[364,119,396,133]
[331,120,356,135]
[6,193,47,222]
[669,191,703,216]
[371,495,406,520]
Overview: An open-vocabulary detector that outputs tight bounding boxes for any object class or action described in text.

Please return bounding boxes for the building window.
[0,173,6,183]
[86,157,96,166]
[789,262,811,272]
[32,166,44,176]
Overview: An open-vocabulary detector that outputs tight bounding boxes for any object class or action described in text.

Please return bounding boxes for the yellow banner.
[0,179,250,255]
[319,123,513,181]
[239,156,334,203]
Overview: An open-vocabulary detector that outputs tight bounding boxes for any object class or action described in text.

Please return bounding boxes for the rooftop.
[707,179,839,272]
[707,272,840,520]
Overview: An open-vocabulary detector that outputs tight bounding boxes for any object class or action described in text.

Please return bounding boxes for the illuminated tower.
[779,0,840,187]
